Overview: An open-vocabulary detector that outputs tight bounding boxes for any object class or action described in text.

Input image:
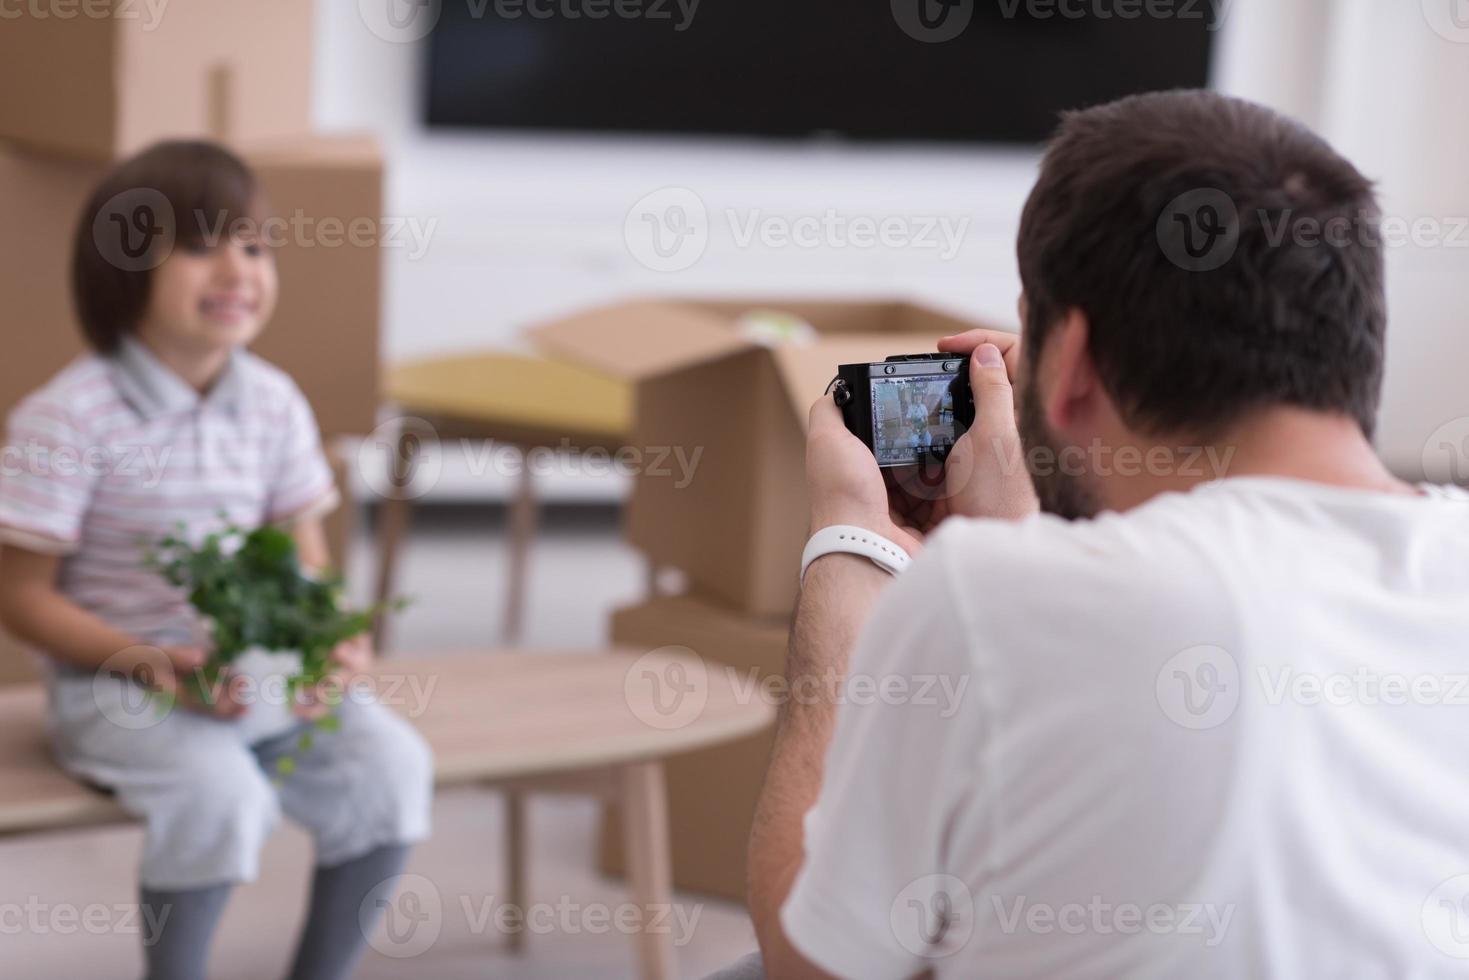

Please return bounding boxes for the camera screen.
[870,374,962,467]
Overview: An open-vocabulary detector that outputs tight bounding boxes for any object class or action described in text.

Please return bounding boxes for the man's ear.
[1043,310,1100,437]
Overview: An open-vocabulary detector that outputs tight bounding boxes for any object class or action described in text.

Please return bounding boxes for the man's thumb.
[970,344,1016,420]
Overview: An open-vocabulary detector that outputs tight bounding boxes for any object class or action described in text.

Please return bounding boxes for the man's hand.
[807,397,925,554]
[936,329,1041,521]
[293,634,373,720]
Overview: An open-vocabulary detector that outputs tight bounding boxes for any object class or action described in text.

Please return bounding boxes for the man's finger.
[970,344,1020,434]
[808,394,846,434]
[938,328,1020,357]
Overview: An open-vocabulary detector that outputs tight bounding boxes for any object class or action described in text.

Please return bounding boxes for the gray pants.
[704,952,766,980]
[49,672,433,889]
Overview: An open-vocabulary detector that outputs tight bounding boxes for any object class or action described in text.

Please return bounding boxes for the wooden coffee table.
[0,649,774,980]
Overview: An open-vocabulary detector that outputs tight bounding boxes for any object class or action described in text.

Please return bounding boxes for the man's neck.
[1102,408,1416,513]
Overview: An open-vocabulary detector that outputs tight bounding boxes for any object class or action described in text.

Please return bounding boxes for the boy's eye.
[242,242,263,257]
[185,242,210,256]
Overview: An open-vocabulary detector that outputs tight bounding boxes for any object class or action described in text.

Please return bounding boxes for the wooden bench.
[0,650,774,980]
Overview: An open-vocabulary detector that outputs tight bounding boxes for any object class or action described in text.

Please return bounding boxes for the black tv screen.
[425,1,1214,144]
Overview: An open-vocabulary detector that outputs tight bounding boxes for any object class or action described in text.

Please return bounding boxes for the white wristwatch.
[800,525,912,582]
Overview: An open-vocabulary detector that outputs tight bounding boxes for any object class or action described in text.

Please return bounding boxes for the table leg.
[373,426,421,649]
[619,761,675,980]
[505,788,528,953]
[502,455,539,646]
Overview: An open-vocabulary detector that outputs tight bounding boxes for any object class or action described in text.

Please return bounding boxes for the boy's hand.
[293,635,374,720]
[150,645,249,719]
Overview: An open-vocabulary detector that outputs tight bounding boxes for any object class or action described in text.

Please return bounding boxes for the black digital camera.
[833,354,974,468]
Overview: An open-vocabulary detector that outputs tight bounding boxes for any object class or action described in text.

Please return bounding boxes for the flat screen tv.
[425,1,1215,144]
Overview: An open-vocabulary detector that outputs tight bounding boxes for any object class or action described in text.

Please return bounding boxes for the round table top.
[386,351,632,445]
[0,649,774,835]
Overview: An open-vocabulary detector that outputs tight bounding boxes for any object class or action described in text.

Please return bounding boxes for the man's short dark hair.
[1017,90,1386,439]
[71,141,262,353]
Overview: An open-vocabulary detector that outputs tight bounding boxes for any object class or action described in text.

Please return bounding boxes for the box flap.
[528,301,748,381]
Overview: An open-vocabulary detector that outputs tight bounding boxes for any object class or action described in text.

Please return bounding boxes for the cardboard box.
[0,0,313,160]
[531,299,1004,615]
[600,591,790,901]
[0,136,383,442]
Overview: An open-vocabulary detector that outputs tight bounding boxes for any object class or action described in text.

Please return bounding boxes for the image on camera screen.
[870,374,960,467]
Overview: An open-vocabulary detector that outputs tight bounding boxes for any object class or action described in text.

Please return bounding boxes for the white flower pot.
[228,648,304,744]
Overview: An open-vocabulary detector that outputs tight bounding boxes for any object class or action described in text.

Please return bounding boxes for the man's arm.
[748,553,890,978]
[748,397,925,977]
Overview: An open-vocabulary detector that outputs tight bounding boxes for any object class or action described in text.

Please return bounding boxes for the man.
[745,90,1469,978]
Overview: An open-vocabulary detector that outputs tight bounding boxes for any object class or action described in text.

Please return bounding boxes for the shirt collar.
[110,336,248,421]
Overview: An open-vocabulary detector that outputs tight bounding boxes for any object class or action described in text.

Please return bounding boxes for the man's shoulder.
[928,490,1242,628]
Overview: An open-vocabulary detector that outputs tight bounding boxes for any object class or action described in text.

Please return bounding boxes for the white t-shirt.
[783,477,1469,979]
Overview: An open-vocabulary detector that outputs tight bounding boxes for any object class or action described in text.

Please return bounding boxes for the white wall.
[316,0,1467,485]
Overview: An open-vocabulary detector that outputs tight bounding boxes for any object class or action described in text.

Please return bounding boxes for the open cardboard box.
[531,299,1009,616]
[0,135,383,443]
[0,0,312,160]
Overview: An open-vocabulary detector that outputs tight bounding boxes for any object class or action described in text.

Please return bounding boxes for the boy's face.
[138,233,278,358]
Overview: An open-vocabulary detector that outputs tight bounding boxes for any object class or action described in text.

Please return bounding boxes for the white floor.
[0,505,759,979]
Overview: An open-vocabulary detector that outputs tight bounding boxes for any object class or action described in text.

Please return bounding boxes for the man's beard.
[1016,370,1103,521]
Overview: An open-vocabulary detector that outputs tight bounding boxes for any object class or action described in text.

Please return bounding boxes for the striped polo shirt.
[0,337,338,666]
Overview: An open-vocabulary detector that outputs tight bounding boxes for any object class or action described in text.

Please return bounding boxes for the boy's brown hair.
[71,141,264,353]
